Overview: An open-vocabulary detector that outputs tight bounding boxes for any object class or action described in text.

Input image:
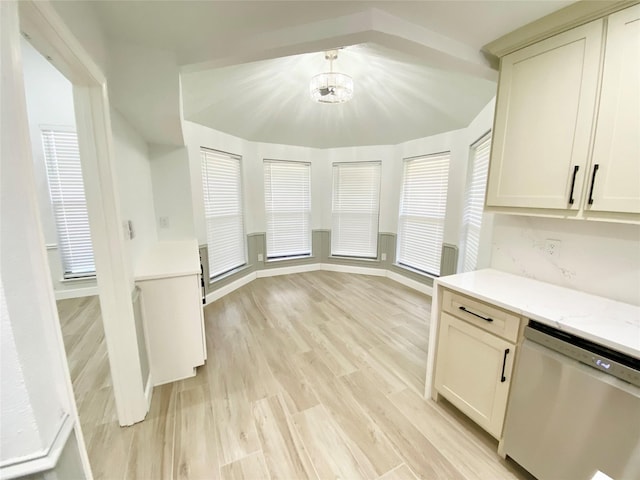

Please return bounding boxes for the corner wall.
[21,38,160,299]
[183,98,497,294]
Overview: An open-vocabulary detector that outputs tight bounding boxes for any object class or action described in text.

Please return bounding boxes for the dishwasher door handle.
[501,348,510,382]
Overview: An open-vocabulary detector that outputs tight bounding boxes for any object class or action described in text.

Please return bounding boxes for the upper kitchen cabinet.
[487,20,603,211]
[587,5,640,215]
[486,3,640,223]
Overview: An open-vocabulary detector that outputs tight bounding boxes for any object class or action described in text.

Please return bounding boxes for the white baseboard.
[206,272,257,304]
[0,413,73,479]
[256,263,320,278]
[320,263,386,277]
[387,270,433,296]
[204,263,432,305]
[54,286,99,300]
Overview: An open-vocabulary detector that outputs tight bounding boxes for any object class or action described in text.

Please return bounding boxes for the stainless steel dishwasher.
[502,320,640,480]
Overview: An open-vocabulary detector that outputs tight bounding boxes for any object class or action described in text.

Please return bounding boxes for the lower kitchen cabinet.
[435,312,516,439]
[135,240,206,386]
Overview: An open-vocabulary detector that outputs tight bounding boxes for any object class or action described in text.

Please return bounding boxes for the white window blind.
[397,152,450,276]
[264,160,311,259]
[200,148,246,278]
[461,133,491,272]
[41,128,95,278]
[331,162,381,258]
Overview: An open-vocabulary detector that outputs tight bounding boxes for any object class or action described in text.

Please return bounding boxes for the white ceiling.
[181,44,497,147]
[88,1,574,148]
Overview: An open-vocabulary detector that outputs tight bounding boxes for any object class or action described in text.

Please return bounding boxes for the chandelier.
[309,50,354,104]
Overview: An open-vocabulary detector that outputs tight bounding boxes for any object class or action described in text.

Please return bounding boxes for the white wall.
[183,100,496,259]
[20,38,97,297]
[50,0,109,76]
[0,279,42,461]
[149,145,195,241]
[111,110,158,282]
[21,38,159,296]
[491,216,640,305]
[1,5,88,471]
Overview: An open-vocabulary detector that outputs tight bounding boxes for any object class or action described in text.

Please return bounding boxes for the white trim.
[387,270,433,296]
[144,373,153,412]
[204,263,432,306]
[257,264,320,278]
[319,263,386,277]
[54,286,99,300]
[20,0,148,433]
[206,272,257,303]
[46,243,58,250]
[0,413,73,479]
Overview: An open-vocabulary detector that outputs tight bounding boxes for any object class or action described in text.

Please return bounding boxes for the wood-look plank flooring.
[58,271,532,480]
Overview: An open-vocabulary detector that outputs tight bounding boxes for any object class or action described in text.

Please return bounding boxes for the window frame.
[396,151,451,277]
[330,161,382,259]
[460,131,492,273]
[200,146,247,280]
[263,159,312,260]
[41,125,96,279]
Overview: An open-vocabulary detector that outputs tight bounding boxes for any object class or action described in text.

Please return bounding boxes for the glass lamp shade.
[310,72,354,104]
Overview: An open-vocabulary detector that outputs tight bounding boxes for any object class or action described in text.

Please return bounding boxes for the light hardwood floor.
[58,271,532,480]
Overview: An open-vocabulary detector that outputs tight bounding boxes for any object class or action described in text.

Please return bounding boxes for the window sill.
[209,264,252,284]
[60,275,96,283]
[329,255,380,263]
[266,255,313,263]
[393,263,438,280]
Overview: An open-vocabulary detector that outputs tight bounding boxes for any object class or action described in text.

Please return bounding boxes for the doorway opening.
[20,34,119,456]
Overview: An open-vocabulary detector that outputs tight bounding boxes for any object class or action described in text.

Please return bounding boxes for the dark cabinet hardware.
[568,165,579,204]
[459,306,493,322]
[588,164,599,205]
[501,348,510,382]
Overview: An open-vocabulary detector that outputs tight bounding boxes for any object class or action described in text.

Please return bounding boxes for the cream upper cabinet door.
[435,312,515,439]
[487,20,603,209]
[587,5,640,214]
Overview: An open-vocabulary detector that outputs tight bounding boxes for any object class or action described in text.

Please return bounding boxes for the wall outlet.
[258,253,264,262]
[545,239,561,258]
[381,253,387,261]
[159,216,170,229]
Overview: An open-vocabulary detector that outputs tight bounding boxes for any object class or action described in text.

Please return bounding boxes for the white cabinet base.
[135,240,206,387]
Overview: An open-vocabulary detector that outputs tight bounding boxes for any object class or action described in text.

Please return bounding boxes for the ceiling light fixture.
[310,50,354,104]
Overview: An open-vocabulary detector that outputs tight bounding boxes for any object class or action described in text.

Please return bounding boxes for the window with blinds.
[41,128,95,278]
[200,148,246,279]
[264,160,311,259]
[461,133,491,272]
[331,162,381,258]
[397,152,450,276]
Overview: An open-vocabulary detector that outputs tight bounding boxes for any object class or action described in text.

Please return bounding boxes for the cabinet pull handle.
[459,306,493,322]
[588,164,599,205]
[568,165,579,205]
[501,348,510,383]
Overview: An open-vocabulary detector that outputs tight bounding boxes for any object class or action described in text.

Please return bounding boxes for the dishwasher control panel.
[525,320,640,388]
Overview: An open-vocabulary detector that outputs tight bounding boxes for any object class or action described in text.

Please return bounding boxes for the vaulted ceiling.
[85,1,574,148]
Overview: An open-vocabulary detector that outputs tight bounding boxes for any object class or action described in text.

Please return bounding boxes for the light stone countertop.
[435,268,640,359]
[135,239,200,281]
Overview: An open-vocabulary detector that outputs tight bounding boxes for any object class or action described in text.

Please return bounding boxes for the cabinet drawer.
[442,289,520,343]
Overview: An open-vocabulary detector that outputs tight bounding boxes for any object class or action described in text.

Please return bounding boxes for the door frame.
[18,1,149,426]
